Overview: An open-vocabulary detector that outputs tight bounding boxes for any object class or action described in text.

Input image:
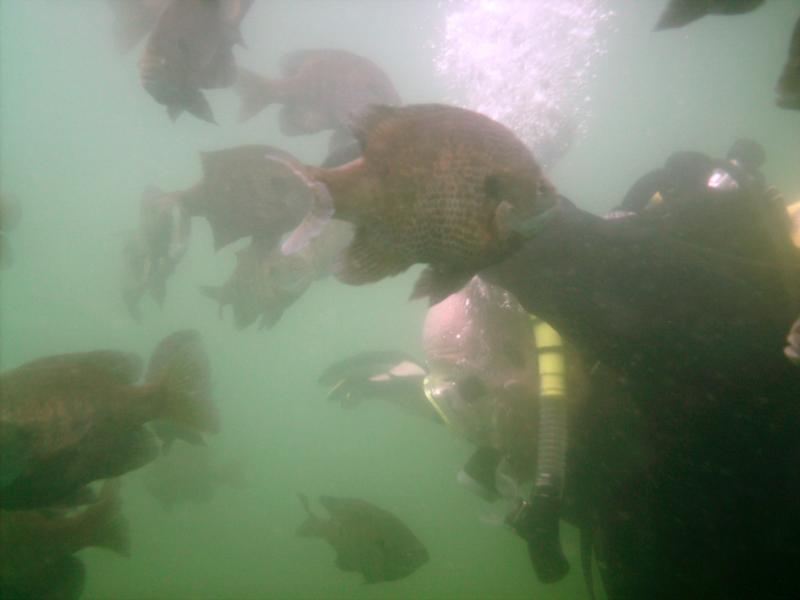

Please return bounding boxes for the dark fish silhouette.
[235,49,401,132]
[0,331,219,510]
[200,237,315,330]
[0,480,128,600]
[107,0,168,53]
[278,104,557,305]
[0,194,21,270]
[143,443,246,510]
[178,145,312,251]
[297,494,429,583]
[654,0,765,30]
[777,16,800,110]
[121,186,190,321]
[139,0,253,122]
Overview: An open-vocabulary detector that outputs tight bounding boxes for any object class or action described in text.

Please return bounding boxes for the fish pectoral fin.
[409,267,472,306]
[335,227,409,286]
[166,104,183,122]
[182,91,216,124]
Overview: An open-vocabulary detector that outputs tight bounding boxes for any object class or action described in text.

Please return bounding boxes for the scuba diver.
[611,138,794,264]
[477,162,800,599]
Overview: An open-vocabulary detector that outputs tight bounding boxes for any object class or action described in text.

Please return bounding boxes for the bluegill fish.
[0,331,219,510]
[200,237,315,330]
[278,104,557,305]
[178,145,311,251]
[121,186,190,322]
[139,0,252,122]
[0,480,128,600]
[297,494,429,583]
[235,49,401,132]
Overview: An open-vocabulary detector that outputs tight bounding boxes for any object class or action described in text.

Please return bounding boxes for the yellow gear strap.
[423,376,452,426]
[786,201,800,249]
[531,316,567,398]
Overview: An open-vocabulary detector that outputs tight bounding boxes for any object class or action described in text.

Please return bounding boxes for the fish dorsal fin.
[348,104,401,153]
[654,0,712,30]
[335,227,410,286]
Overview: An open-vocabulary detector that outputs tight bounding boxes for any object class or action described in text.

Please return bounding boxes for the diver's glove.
[318,351,440,422]
[506,488,569,583]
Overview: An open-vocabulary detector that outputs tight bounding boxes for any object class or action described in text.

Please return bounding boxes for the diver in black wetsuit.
[480,162,800,598]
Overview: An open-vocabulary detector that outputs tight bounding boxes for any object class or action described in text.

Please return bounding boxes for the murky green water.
[1,2,798,598]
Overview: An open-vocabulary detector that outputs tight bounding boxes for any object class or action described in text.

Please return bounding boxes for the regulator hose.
[508,317,569,583]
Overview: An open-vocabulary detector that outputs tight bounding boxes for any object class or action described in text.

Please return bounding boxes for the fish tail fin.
[80,479,131,557]
[296,493,322,537]
[654,0,709,30]
[257,153,334,255]
[235,68,280,123]
[148,330,220,434]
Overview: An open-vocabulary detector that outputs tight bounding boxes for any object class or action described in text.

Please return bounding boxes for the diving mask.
[423,374,492,442]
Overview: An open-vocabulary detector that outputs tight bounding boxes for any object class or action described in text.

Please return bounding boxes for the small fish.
[178,145,312,252]
[0,331,219,510]
[106,0,169,53]
[121,186,190,321]
[143,443,246,510]
[653,0,765,30]
[235,49,401,133]
[0,194,21,270]
[278,104,557,305]
[200,237,315,330]
[297,494,429,583]
[0,480,128,600]
[777,17,800,110]
[139,0,253,122]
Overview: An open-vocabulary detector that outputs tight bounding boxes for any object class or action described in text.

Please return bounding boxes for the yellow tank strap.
[531,316,567,398]
[423,376,452,426]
